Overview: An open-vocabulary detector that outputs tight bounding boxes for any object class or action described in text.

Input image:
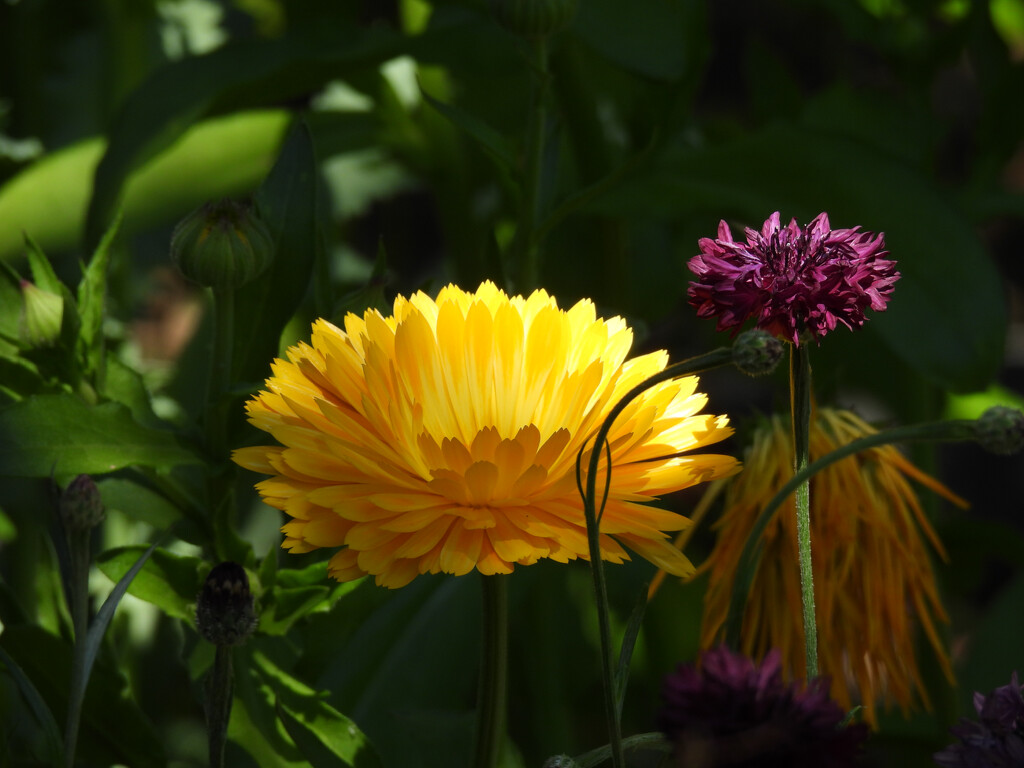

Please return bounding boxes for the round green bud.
[18,279,64,348]
[732,329,784,377]
[170,199,273,290]
[195,562,258,646]
[974,405,1024,456]
[59,474,105,532]
[490,0,577,37]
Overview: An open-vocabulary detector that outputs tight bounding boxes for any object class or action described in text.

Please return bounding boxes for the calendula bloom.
[234,282,738,588]
[659,646,869,768]
[688,212,898,344]
[934,672,1024,767]
[700,408,967,727]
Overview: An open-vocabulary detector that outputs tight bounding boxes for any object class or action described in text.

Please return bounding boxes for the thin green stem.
[789,343,817,678]
[510,36,550,292]
[63,529,90,768]
[473,574,509,768]
[206,645,234,768]
[723,418,977,646]
[206,287,235,461]
[578,346,734,768]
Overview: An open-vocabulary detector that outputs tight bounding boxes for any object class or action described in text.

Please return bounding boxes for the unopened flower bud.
[974,406,1024,456]
[59,474,105,532]
[542,757,579,768]
[195,562,258,646]
[732,329,784,376]
[490,0,577,37]
[170,199,273,290]
[18,280,63,348]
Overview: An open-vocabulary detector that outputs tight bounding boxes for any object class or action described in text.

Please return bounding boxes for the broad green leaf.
[260,585,331,636]
[102,355,162,427]
[96,545,203,623]
[0,112,289,261]
[230,647,308,767]
[0,394,200,477]
[589,124,1006,392]
[0,625,166,768]
[84,25,411,248]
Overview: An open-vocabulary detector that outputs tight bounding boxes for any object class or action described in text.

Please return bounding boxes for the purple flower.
[659,646,868,768]
[688,212,899,344]
[934,672,1024,768]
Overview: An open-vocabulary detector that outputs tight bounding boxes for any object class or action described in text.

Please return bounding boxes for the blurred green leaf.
[0,645,64,765]
[421,87,515,171]
[96,477,183,529]
[0,625,166,768]
[590,124,1006,392]
[96,545,203,623]
[260,586,331,636]
[23,234,62,295]
[614,583,647,722]
[103,356,162,428]
[0,394,200,477]
[0,112,289,261]
[75,211,120,378]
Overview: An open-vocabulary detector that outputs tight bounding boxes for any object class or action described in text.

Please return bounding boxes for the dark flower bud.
[195,562,258,646]
[542,757,579,768]
[18,279,64,348]
[59,474,105,532]
[974,406,1024,456]
[170,199,273,290]
[732,329,784,377]
[490,0,577,37]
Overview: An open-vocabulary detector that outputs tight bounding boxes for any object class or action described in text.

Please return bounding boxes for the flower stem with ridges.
[206,645,233,768]
[62,528,90,768]
[790,342,817,678]
[580,346,735,768]
[474,574,509,768]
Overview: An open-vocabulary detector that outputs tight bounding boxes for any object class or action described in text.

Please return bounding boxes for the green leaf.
[590,124,1006,392]
[613,583,647,722]
[232,120,320,389]
[96,545,204,623]
[260,585,331,636]
[0,393,200,477]
[96,477,182,528]
[421,87,515,171]
[23,234,63,294]
[102,355,162,427]
[0,645,64,766]
[76,210,121,377]
[275,680,383,768]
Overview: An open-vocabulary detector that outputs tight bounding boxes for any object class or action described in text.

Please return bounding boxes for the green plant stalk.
[207,286,236,560]
[723,417,978,645]
[473,574,509,768]
[206,645,233,768]
[511,36,550,292]
[789,343,817,678]
[63,528,91,768]
[580,346,734,768]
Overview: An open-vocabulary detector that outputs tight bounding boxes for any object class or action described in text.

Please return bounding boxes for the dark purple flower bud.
[59,474,105,532]
[688,212,899,345]
[935,672,1024,768]
[974,406,1024,456]
[659,646,868,768]
[195,562,258,646]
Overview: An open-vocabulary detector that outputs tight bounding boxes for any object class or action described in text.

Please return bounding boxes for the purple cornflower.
[934,672,1024,768]
[688,212,899,344]
[659,646,868,768]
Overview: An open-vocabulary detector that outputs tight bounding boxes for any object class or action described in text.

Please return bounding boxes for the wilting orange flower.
[699,408,967,727]
[234,282,738,588]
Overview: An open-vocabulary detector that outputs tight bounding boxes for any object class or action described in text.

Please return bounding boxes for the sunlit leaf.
[96,545,203,623]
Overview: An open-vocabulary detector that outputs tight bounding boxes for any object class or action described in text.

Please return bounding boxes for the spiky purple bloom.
[934,672,1024,768]
[659,646,868,768]
[688,212,899,345]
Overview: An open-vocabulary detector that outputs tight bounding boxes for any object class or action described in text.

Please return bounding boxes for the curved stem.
[723,417,977,646]
[578,346,734,768]
[473,574,509,768]
[790,344,817,678]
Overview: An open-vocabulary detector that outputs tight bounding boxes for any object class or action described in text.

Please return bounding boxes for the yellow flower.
[234,282,738,588]
[699,408,967,727]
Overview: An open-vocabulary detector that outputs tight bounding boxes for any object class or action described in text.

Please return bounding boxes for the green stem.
[206,645,234,768]
[473,574,509,768]
[789,343,817,678]
[723,417,977,646]
[206,287,235,461]
[579,346,734,768]
[511,36,550,292]
[63,529,90,768]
